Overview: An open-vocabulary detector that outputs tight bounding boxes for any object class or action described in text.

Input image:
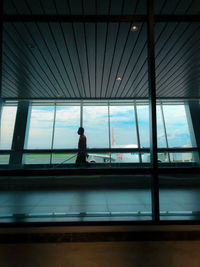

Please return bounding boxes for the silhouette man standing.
[75,127,88,167]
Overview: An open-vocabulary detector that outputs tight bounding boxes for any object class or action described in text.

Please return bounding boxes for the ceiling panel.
[2,22,148,99]
[1,1,200,100]
[4,0,147,15]
[154,0,200,15]
[155,22,200,98]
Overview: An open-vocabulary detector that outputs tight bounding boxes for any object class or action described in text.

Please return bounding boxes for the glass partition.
[83,106,109,148]
[0,100,197,168]
[136,105,150,148]
[53,105,80,149]
[163,105,192,148]
[25,105,54,149]
[0,155,10,165]
[0,104,17,149]
[109,105,138,148]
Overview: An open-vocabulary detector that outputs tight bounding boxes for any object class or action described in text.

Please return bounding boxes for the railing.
[0,147,199,169]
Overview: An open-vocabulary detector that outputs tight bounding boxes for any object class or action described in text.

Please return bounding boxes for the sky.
[0,104,192,150]
[0,106,17,149]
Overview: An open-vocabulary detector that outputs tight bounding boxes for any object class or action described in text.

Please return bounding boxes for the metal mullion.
[2,15,200,23]
[50,103,56,164]
[147,0,159,223]
[160,103,170,162]
[108,102,111,165]
[2,14,147,23]
[80,100,83,127]
[134,101,142,163]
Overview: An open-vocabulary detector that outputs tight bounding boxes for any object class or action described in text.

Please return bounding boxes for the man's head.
[78,127,84,135]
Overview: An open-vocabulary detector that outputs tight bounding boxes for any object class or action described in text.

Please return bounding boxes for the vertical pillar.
[147,0,159,222]
[9,101,29,168]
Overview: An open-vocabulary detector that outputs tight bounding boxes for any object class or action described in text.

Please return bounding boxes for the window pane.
[0,105,17,149]
[52,153,76,164]
[53,106,80,149]
[156,105,167,148]
[109,106,137,148]
[111,152,139,163]
[23,154,51,164]
[137,105,149,148]
[25,106,54,149]
[0,154,10,164]
[163,105,192,147]
[169,152,195,163]
[83,106,109,148]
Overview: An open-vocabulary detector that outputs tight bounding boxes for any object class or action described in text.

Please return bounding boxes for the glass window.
[163,105,192,148]
[52,153,77,164]
[156,105,167,148]
[137,105,149,148]
[23,154,51,164]
[110,105,138,148]
[83,106,109,148]
[25,105,54,149]
[53,106,80,149]
[0,154,10,164]
[111,152,139,163]
[0,105,17,149]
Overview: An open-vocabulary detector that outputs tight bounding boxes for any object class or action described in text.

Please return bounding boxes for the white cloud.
[0,106,17,149]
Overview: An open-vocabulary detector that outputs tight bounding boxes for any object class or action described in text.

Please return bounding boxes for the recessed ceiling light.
[131,25,138,32]
[117,77,122,81]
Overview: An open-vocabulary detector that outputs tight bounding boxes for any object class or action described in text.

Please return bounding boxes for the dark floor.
[1,187,200,223]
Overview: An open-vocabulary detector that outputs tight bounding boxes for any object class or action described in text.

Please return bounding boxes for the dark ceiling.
[1,0,200,99]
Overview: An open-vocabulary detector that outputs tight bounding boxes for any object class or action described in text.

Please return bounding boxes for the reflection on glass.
[156,105,167,148]
[0,106,17,149]
[52,153,76,164]
[87,153,110,163]
[169,152,195,163]
[163,105,192,148]
[0,155,10,164]
[111,152,139,163]
[25,106,54,149]
[137,105,149,148]
[53,106,80,149]
[83,106,109,148]
[23,154,51,164]
[158,152,169,163]
[141,153,150,163]
[110,106,137,148]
